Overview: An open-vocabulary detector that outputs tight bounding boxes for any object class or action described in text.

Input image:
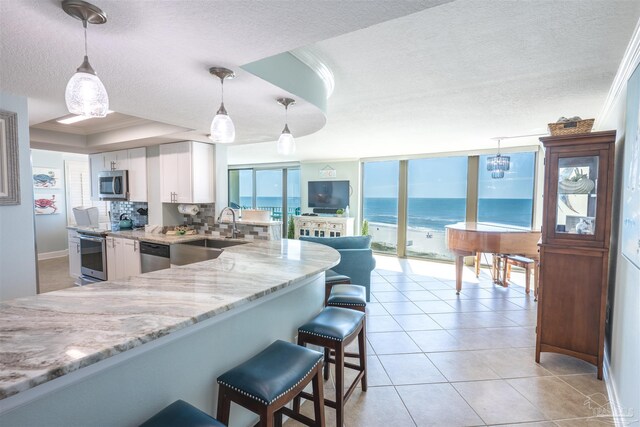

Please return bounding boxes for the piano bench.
[503,255,535,294]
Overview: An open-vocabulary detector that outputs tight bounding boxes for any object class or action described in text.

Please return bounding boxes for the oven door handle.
[79,235,105,243]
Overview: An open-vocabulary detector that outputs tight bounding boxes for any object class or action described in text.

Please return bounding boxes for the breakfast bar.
[0,239,339,427]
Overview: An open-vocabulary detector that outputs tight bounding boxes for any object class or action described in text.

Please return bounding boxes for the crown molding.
[597,19,640,127]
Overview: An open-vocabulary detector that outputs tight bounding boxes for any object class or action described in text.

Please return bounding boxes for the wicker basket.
[548,119,594,136]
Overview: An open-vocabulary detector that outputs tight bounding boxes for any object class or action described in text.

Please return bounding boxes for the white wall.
[598,64,640,424]
[300,160,361,232]
[30,150,86,255]
[0,91,37,300]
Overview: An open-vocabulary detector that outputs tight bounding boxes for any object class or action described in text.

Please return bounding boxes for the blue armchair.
[299,236,376,301]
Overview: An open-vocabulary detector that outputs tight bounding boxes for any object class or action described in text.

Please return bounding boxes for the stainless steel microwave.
[98,170,128,201]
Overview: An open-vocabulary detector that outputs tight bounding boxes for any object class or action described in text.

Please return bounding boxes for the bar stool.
[326,284,367,313]
[216,340,325,427]
[324,269,351,304]
[296,307,367,427]
[139,399,225,427]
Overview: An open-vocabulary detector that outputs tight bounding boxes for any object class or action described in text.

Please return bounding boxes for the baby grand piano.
[445,222,541,294]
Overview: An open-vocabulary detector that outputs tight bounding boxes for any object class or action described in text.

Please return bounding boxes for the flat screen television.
[308,180,350,209]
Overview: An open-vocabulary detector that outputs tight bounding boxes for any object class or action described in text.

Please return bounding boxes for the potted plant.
[361,220,369,236]
[335,208,344,217]
[287,216,295,239]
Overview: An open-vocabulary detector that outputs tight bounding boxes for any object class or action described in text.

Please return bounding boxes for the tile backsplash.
[110,201,149,227]
[182,203,280,240]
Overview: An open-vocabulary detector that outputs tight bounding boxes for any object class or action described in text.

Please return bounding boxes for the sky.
[363,152,535,199]
[237,169,300,198]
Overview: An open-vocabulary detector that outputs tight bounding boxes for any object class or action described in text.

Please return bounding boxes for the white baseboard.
[38,249,69,261]
[603,345,636,426]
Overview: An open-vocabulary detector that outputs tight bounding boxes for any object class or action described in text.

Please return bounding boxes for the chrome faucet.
[217,207,238,238]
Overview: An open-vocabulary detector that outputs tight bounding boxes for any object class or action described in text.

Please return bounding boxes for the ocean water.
[364,197,533,230]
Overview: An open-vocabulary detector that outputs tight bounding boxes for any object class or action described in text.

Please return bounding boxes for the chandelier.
[487,138,510,179]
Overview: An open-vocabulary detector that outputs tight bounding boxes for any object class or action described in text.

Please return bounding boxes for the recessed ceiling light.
[57,110,114,125]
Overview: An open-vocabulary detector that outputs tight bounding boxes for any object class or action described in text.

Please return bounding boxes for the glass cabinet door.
[555,155,599,235]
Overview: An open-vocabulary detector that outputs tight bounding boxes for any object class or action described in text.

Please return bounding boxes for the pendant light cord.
[83,20,88,57]
[220,77,225,104]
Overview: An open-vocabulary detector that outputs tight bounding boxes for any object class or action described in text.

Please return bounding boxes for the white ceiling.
[1,1,639,161]
[0,0,447,153]
[228,0,640,164]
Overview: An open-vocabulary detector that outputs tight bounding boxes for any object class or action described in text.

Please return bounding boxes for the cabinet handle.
[76,242,80,254]
[134,241,138,252]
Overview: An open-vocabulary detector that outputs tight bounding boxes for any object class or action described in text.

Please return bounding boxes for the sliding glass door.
[406,157,468,260]
[362,151,536,260]
[477,152,535,227]
[362,161,400,254]
[228,166,300,235]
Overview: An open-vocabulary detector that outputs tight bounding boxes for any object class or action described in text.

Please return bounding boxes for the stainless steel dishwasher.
[140,242,171,273]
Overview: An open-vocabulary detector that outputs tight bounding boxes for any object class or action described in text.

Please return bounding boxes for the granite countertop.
[0,240,339,400]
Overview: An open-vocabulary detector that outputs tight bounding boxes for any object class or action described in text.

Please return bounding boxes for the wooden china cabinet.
[536,130,616,379]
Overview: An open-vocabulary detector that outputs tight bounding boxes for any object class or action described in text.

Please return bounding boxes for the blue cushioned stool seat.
[139,399,225,427]
[327,285,367,310]
[216,340,325,427]
[325,269,351,284]
[298,307,365,342]
[217,340,322,405]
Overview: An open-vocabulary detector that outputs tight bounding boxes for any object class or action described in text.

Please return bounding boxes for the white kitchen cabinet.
[127,147,147,202]
[159,141,214,203]
[90,149,146,201]
[106,236,141,280]
[294,216,355,239]
[68,230,81,283]
[106,236,117,280]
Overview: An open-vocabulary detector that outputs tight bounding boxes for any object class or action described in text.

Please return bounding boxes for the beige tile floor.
[37,255,76,293]
[287,255,616,427]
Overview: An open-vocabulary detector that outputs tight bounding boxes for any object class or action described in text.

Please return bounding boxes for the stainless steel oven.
[98,170,128,201]
[79,234,107,281]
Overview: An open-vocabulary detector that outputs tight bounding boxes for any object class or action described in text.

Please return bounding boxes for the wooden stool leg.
[263,406,274,427]
[359,322,368,391]
[274,410,283,427]
[323,347,330,380]
[312,367,325,427]
[475,252,481,277]
[502,257,508,287]
[335,344,345,427]
[293,395,301,414]
[507,264,512,280]
[216,387,231,425]
[534,261,539,301]
[525,264,531,294]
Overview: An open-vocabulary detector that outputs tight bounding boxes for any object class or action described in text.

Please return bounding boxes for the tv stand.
[312,208,338,214]
[294,216,355,239]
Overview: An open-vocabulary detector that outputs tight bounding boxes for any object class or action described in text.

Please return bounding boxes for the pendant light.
[209,67,236,143]
[487,138,510,179]
[276,97,296,155]
[62,0,109,118]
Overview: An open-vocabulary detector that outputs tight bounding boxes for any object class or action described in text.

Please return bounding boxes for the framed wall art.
[0,109,20,206]
[33,167,61,189]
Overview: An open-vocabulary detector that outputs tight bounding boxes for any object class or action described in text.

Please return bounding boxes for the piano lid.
[445,222,536,233]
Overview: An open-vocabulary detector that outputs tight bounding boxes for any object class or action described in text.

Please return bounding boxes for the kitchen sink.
[170,239,248,266]
[182,239,248,249]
